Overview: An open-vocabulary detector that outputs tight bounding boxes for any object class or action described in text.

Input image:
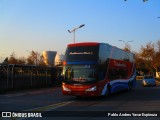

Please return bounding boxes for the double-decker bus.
[62,42,136,97]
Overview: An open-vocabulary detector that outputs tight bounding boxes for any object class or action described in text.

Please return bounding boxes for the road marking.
[24,101,74,112]
[9,101,74,120]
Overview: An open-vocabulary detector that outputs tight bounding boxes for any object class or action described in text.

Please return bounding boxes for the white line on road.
[15,101,75,120]
[24,101,75,112]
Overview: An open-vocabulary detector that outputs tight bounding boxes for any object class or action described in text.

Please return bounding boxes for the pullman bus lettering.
[69,52,93,55]
[62,42,136,97]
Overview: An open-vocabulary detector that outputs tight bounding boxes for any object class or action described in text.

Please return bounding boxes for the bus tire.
[128,81,132,91]
[105,85,111,96]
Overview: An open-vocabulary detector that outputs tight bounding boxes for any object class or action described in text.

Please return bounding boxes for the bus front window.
[63,65,97,83]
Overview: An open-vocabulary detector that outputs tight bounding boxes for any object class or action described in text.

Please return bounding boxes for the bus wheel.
[128,81,132,91]
[105,85,110,96]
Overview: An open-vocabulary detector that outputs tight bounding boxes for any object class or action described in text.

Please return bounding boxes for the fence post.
[11,65,15,89]
[7,65,9,89]
[45,67,48,86]
[31,66,33,87]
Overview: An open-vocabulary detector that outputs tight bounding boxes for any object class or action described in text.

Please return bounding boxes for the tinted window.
[112,47,134,62]
[65,46,99,62]
[99,44,111,60]
[63,65,98,84]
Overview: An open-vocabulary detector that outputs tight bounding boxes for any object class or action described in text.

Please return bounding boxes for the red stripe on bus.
[68,42,99,47]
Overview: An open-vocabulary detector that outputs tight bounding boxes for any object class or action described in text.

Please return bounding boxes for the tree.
[154,40,160,71]
[8,52,18,64]
[156,40,160,52]
[137,41,159,75]
[3,57,8,64]
[26,50,45,66]
[140,42,155,61]
[27,51,37,65]
[18,57,26,65]
[124,44,131,52]
[39,55,46,66]
[135,52,149,75]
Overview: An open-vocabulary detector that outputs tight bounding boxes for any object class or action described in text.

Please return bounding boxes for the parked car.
[142,75,156,86]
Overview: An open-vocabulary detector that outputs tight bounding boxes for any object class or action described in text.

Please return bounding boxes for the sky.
[0,0,160,62]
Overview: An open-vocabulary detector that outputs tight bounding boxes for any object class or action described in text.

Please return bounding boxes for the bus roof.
[67,42,133,54]
[68,42,100,47]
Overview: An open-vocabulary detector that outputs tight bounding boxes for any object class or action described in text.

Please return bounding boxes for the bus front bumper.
[62,84,100,97]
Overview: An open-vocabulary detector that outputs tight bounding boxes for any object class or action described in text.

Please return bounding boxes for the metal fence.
[0,64,62,92]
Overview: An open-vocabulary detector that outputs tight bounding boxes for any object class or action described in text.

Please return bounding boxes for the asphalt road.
[0,80,160,120]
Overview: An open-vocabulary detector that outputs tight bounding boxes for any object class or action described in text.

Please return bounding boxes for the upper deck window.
[65,45,99,62]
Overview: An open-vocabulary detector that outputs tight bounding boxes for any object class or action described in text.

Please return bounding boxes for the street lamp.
[118,40,133,50]
[68,24,85,43]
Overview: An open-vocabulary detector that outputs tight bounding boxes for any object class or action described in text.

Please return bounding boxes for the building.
[42,51,57,66]
[55,54,65,66]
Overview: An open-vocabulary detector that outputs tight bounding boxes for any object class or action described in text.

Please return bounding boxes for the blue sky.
[0,0,160,61]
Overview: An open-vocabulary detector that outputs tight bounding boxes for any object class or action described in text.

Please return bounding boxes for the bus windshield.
[63,65,97,84]
[65,46,99,62]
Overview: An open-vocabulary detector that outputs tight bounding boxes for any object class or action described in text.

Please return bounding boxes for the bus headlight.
[85,86,97,91]
[62,85,71,91]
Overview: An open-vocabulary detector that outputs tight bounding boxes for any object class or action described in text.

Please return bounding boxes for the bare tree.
[3,57,8,64]
[8,52,18,64]
[124,44,131,52]
[18,57,26,65]
[26,50,45,66]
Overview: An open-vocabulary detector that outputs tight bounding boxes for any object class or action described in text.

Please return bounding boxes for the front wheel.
[105,85,111,97]
[128,81,132,91]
